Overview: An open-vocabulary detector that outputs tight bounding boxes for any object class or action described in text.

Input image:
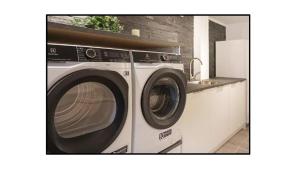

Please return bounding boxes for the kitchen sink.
[200,80,220,85]
[188,80,202,84]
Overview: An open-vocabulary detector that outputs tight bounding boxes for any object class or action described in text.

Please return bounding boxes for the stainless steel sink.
[200,80,220,85]
[188,80,221,85]
[188,80,202,84]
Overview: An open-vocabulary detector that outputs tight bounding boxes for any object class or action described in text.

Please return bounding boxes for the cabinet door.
[211,85,230,148]
[180,89,215,153]
[229,82,247,134]
[236,82,247,128]
[229,83,239,134]
[197,89,217,152]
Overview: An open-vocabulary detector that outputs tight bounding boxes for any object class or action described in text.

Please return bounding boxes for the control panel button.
[85,48,97,58]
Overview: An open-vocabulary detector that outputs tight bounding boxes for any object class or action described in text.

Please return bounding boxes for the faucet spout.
[189,58,203,81]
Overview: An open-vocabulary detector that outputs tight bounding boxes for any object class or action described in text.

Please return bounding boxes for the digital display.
[110,51,120,58]
[101,50,130,62]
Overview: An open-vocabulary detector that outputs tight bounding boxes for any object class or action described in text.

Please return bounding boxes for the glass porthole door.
[141,69,187,129]
[47,69,128,154]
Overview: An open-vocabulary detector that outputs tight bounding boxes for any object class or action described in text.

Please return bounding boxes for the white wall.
[226,22,249,40]
[193,16,209,80]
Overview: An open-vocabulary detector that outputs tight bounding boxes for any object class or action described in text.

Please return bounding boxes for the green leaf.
[70,16,124,33]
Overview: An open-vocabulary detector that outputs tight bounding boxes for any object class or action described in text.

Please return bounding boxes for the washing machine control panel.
[133,52,181,63]
[47,44,130,62]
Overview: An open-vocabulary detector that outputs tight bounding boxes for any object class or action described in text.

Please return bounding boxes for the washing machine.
[131,50,187,153]
[47,43,132,154]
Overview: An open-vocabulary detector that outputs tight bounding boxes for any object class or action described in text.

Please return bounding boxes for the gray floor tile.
[216,127,249,153]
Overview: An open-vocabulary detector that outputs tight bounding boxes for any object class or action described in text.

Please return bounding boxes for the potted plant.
[72,16,124,33]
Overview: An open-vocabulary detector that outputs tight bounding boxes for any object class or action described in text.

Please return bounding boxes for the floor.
[216,127,249,153]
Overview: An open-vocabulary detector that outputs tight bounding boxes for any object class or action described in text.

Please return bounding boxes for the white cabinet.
[180,81,247,153]
[229,82,247,134]
[180,88,215,153]
[211,85,230,148]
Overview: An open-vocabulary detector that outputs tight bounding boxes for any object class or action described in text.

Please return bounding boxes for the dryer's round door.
[141,68,187,129]
[47,69,128,153]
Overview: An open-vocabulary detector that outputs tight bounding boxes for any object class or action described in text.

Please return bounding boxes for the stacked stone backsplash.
[47,16,194,80]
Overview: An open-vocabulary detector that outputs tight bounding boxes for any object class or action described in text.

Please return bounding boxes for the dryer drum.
[141,68,187,129]
[54,82,117,138]
[47,69,128,154]
[149,77,179,120]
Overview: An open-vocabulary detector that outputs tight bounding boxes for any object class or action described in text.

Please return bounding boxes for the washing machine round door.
[47,69,128,153]
[141,68,187,129]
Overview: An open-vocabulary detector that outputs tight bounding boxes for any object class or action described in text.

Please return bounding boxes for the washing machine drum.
[141,68,187,129]
[47,69,128,153]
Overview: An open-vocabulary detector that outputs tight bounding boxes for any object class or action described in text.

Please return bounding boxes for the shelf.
[47,22,181,51]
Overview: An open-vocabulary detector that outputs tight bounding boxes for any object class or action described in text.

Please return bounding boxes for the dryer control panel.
[47,44,130,62]
[132,51,181,63]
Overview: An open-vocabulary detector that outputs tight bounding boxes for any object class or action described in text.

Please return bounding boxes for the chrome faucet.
[189,58,203,81]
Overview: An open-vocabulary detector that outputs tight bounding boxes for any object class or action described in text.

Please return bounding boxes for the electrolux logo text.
[159,129,172,140]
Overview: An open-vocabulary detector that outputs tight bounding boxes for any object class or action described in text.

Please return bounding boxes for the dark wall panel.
[209,21,226,78]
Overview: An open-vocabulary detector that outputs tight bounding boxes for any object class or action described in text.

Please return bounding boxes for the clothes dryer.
[47,43,132,154]
[131,51,187,153]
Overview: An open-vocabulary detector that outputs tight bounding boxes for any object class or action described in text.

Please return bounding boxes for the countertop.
[186,77,246,94]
